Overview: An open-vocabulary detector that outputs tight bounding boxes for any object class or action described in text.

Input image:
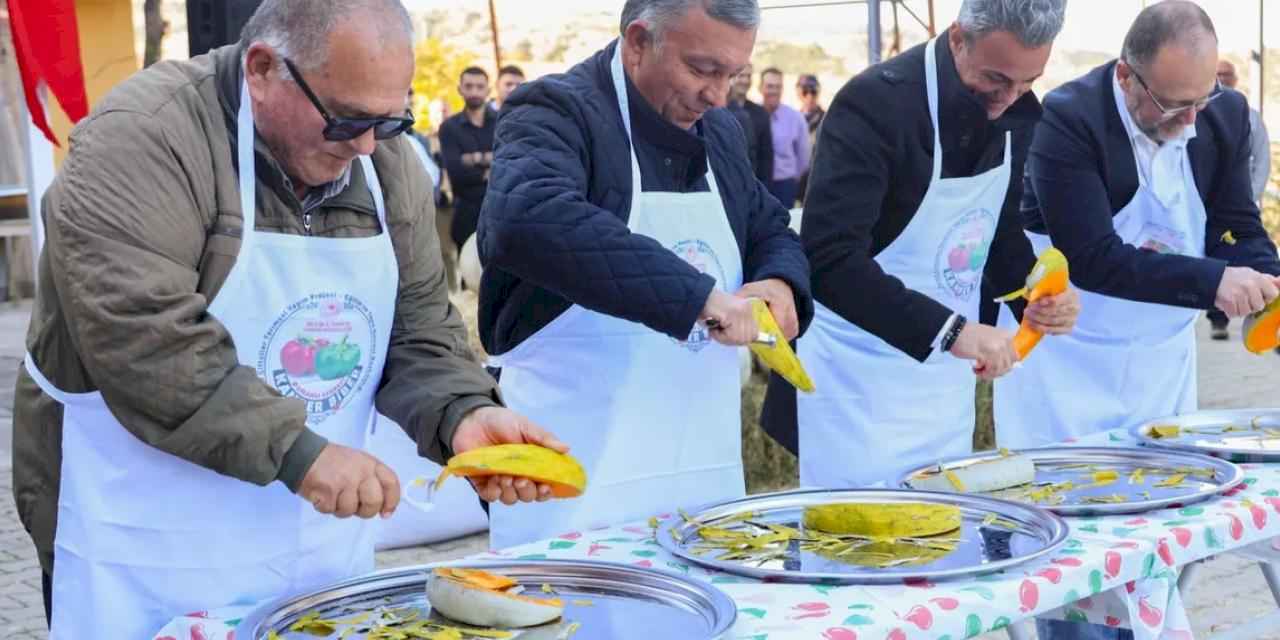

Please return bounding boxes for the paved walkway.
[1,301,1278,638]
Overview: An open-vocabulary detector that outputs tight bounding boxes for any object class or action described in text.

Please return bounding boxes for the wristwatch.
[941,315,967,353]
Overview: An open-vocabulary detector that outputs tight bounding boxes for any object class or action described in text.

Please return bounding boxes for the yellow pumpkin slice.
[748,298,816,392]
[427,568,563,628]
[1244,297,1280,354]
[802,502,961,539]
[435,444,587,498]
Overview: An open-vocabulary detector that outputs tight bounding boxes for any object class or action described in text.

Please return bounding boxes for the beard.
[464,96,487,110]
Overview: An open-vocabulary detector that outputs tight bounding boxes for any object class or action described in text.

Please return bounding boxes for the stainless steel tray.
[899,447,1243,516]
[656,488,1067,585]
[236,559,737,639]
[1132,409,1280,462]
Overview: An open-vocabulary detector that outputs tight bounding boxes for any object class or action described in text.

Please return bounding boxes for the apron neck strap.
[923,38,1012,180]
[924,36,944,181]
[610,39,716,200]
[358,155,389,229]
[237,79,258,239]
[237,80,389,236]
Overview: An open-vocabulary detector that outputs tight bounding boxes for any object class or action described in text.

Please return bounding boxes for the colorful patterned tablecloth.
[154,430,1280,640]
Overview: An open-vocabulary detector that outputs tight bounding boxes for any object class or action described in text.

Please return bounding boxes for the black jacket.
[477,41,813,355]
[438,108,495,210]
[1023,60,1280,307]
[728,98,774,184]
[761,33,1042,454]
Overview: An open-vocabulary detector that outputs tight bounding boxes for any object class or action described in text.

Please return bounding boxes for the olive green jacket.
[13,45,499,572]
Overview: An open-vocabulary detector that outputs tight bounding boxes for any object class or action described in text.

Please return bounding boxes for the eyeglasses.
[283,58,415,141]
[1126,62,1223,121]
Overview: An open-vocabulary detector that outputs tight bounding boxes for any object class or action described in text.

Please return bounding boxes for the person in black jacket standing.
[995,3,1280,449]
[476,0,811,550]
[727,62,774,185]
[439,66,496,252]
[762,0,1079,479]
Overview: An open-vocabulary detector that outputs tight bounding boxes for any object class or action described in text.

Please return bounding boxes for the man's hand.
[1024,288,1081,335]
[949,322,1018,381]
[736,278,799,340]
[699,289,760,346]
[1216,267,1280,317]
[451,406,570,505]
[298,443,401,519]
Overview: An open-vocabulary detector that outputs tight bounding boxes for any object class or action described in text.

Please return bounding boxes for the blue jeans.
[1037,619,1135,640]
[768,178,800,209]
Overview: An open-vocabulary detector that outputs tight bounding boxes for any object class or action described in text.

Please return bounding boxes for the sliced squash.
[427,567,563,628]
[435,444,587,498]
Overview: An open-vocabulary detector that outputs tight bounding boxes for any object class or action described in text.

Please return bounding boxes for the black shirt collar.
[452,107,496,130]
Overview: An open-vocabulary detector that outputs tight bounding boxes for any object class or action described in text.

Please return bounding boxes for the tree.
[412,37,476,132]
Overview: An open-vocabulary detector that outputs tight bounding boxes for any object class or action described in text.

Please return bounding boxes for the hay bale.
[741,369,798,494]
[448,289,487,361]
[459,235,482,292]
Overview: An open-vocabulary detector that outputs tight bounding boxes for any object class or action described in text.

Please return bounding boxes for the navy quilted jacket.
[477,42,813,355]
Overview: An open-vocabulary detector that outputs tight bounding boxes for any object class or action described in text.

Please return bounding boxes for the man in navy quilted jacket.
[476,0,812,549]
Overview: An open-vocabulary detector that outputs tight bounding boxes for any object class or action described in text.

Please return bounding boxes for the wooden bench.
[0,218,33,301]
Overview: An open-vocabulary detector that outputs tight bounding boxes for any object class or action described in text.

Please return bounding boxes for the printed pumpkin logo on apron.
[257,292,379,424]
[671,238,728,352]
[934,208,997,300]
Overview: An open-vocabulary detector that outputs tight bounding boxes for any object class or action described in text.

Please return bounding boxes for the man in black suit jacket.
[998,6,1280,633]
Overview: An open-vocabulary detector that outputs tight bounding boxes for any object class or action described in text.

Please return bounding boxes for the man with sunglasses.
[995,1,1280,556]
[13,1,565,636]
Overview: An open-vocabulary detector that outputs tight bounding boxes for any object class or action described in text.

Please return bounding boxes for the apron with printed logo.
[26,81,398,638]
[796,36,1011,488]
[486,41,746,550]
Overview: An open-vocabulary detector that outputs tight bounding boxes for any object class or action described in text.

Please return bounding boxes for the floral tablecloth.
[154,429,1280,640]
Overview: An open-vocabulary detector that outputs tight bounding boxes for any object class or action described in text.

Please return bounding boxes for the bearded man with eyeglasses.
[13,1,568,636]
[994,1,1280,466]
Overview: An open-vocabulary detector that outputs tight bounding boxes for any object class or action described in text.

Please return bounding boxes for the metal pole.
[927,0,936,37]
[487,0,503,75]
[868,0,882,64]
[19,92,53,281]
[891,0,901,56]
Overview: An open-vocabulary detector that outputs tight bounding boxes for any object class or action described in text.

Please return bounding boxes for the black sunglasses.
[283,58,415,141]
[1126,62,1223,122]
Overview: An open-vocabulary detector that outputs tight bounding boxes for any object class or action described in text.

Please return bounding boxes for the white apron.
[486,41,745,550]
[796,36,1011,488]
[26,81,398,639]
[994,121,1204,448]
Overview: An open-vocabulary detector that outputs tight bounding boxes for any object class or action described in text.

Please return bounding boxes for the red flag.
[6,0,89,146]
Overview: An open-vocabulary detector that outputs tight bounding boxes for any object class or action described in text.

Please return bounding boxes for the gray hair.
[619,0,761,43]
[956,0,1066,48]
[1121,0,1217,72]
[239,0,413,74]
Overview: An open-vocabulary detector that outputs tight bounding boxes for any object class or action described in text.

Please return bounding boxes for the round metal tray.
[657,488,1068,585]
[1132,409,1280,462]
[899,447,1243,516]
[236,559,737,639]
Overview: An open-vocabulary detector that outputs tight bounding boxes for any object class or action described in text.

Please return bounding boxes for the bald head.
[239,0,417,194]
[240,0,413,72]
[1122,0,1217,73]
[1217,59,1239,89]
